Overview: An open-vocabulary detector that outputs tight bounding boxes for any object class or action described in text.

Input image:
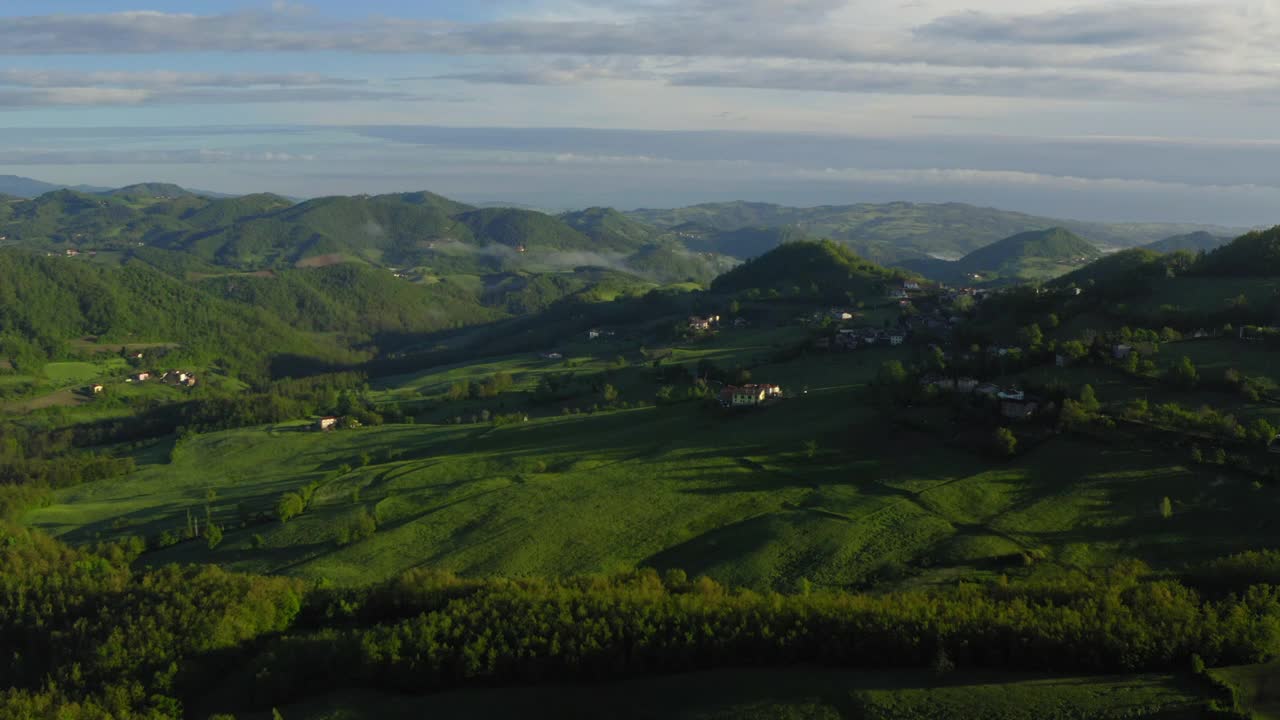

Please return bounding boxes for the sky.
[1,0,1279,225]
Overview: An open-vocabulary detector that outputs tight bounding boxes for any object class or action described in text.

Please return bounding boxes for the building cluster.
[688,315,721,332]
[816,327,906,351]
[919,375,1043,421]
[718,383,784,408]
[798,308,861,326]
[126,369,197,387]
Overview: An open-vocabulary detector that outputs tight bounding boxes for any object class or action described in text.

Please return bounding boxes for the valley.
[4,182,1280,719]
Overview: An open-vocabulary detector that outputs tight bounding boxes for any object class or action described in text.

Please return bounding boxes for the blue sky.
[1,1,1279,225]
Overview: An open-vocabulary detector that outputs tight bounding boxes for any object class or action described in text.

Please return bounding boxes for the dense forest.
[2,523,1274,718]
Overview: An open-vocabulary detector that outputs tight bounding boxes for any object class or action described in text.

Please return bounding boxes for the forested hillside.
[901,228,1101,283]
[0,251,360,380]
[710,239,909,299]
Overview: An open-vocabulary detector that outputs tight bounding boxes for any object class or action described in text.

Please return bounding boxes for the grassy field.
[225,668,1210,720]
[1210,661,1280,719]
[28,350,1280,589]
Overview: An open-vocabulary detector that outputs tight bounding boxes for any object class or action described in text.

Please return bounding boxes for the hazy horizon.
[2,1,1279,226]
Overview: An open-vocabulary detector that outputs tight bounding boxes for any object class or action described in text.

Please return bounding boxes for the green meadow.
[29,341,1280,589]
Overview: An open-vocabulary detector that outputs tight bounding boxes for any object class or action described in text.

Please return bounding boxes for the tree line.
[5,523,1280,718]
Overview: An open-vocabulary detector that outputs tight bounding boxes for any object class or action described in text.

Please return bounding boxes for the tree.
[927,346,947,373]
[1058,400,1091,431]
[1079,384,1100,414]
[1248,418,1278,447]
[276,492,305,523]
[992,428,1017,457]
[1060,340,1088,363]
[1019,323,1044,350]
[602,384,619,403]
[446,380,472,401]
[1166,356,1198,388]
[803,440,818,459]
[206,522,223,550]
[877,360,907,386]
[1159,496,1173,519]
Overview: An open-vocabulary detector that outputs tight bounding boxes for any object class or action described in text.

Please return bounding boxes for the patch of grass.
[1209,660,1280,719]
[41,361,101,384]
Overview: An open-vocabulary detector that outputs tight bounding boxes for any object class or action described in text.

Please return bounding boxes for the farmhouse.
[829,309,854,321]
[922,376,980,393]
[719,384,782,408]
[888,332,906,346]
[587,328,615,340]
[1113,344,1134,360]
[130,372,150,382]
[90,384,104,394]
[903,281,921,291]
[688,315,721,331]
[316,416,339,431]
[540,351,563,360]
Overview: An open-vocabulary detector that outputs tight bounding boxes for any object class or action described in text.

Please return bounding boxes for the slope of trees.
[4,526,1280,718]
[710,239,909,301]
[0,250,362,381]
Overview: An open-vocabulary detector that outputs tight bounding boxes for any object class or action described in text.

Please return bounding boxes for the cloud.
[792,165,1280,195]
[2,3,1278,103]
[0,70,424,108]
[663,62,1280,102]
[0,70,361,89]
[0,148,316,164]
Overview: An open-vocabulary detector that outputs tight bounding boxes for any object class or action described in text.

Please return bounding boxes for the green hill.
[1146,231,1230,254]
[171,194,473,268]
[902,227,1102,283]
[457,208,595,252]
[196,264,501,339]
[178,193,294,228]
[0,250,355,380]
[103,183,194,200]
[559,207,659,251]
[710,239,907,299]
[378,190,473,213]
[1195,226,1280,276]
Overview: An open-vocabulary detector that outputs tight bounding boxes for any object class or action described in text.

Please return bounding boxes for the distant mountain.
[1145,231,1231,254]
[710,239,909,300]
[0,175,110,197]
[675,225,815,260]
[900,228,1102,283]
[627,201,1243,262]
[103,183,197,200]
